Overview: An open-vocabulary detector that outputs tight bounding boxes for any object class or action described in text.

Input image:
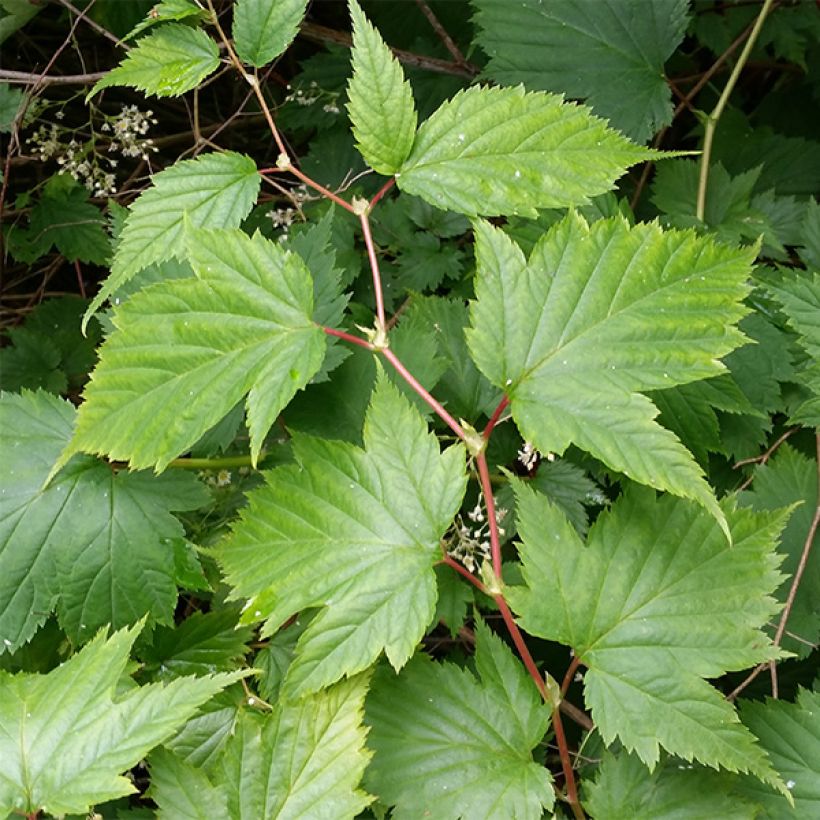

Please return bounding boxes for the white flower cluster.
[445,494,508,573]
[198,469,232,488]
[265,183,312,238]
[25,104,158,197]
[517,441,556,471]
[284,80,341,115]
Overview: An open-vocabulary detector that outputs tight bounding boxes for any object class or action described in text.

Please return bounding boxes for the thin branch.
[322,325,374,351]
[414,0,468,66]
[483,396,510,439]
[0,68,108,85]
[439,553,488,594]
[734,426,799,492]
[360,213,386,328]
[55,0,126,48]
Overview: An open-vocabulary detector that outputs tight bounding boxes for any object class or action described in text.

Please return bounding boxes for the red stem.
[323,326,373,350]
[380,347,467,442]
[370,177,396,209]
[360,213,386,328]
[440,553,488,594]
[287,164,357,214]
[483,395,510,439]
[561,655,581,697]
[476,452,503,576]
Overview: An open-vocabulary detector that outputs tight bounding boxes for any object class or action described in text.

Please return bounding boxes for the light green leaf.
[365,619,553,819]
[584,750,759,819]
[153,676,373,818]
[506,482,788,788]
[124,0,207,43]
[84,151,260,330]
[0,390,207,651]
[64,226,325,472]
[737,689,820,818]
[396,85,653,217]
[346,0,417,174]
[467,214,755,531]
[472,0,689,143]
[0,623,245,818]
[0,82,23,131]
[233,0,308,68]
[739,445,820,658]
[219,374,467,697]
[89,23,219,99]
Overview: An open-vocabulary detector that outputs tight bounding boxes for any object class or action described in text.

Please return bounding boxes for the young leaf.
[89,23,218,99]
[219,374,467,698]
[472,0,690,143]
[364,619,553,819]
[506,482,788,789]
[467,214,756,531]
[346,0,417,174]
[0,623,245,818]
[151,675,374,818]
[84,151,260,330]
[584,750,758,819]
[63,226,325,472]
[396,85,653,217]
[737,689,820,818]
[122,0,207,43]
[0,390,207,651]
[233,0,309,68]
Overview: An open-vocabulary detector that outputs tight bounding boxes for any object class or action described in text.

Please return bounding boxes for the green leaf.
[64,226,325,472]
[0,82,23,131]
[800,198,820,270]
[396,85,653,217]
[0,623,245,818]
[472,0,689,143]
[0,390,208,650]
[584,750,759,819]
[346,0,417,174]
[89,23,219,98]
[737,689,820,818]
[84,151,260,330]
[233,0,309,68]
[219,374,467,697]
[506,482,788,788]
[466,214,755,531]
[122,0,207,43]
[739,445,820,658]
[365,619,553,819]
[153,676,374,818]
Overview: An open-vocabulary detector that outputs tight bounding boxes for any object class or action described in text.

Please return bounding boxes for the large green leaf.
[506,482,788,789]
[396,85,653,217]
[472,0,689,143]
[89,23,218,99]
[737,689,820,818]
[466,214,755,531]
[219,374,467,698]
[365,619,553,819]
[84,151,260,330]
[739,445,820,658]
[232,0,308,68]
[150,675,373,818]
[63,226,325,472]
[0,391,207,651]
[0,623,244,818]
[346,0,417,174]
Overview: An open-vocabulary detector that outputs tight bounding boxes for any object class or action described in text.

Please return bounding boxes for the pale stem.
[360,212,386,328]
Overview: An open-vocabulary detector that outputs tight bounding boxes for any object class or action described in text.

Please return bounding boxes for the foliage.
[1,0,818,817]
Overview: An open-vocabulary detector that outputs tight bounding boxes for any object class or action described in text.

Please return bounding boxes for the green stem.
[695,0,775,221]
[168,454,263,469]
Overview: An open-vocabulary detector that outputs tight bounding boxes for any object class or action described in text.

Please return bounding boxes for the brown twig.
[54,0,126,48]
[414,0,468,66]
[734,426,799,492]
[0,68,108,85]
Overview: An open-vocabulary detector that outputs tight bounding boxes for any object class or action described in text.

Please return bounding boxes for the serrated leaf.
[584,750,759,819]
[64,226,325,472]
[800,198,820,270]
[153,676,373,818]
[0,623,244,818]
[219,375,467,697]
[365,619,553,819]
[472,0,689,143]
[506,482,788,788]
[737,689,820,818]
[89,23,218,99]
[84,151,260,329]
[122,0,207,43]
[396,85,653,217]
[467,214,754,531]
[739,445,820,658]
[233,0,308,68]
[346,0,417,174]
[0,390,207,651]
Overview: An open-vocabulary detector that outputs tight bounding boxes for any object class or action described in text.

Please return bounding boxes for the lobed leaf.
[89,23,218,99]
[84,151,260,330]
[467,214,757,531]
[507,482,788,789]
[63,226,325,473]
[233,0,309,68]
[346,0,417,174]
[396,85,653,217]
[218,374,467,697]
[0,623,245,818]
